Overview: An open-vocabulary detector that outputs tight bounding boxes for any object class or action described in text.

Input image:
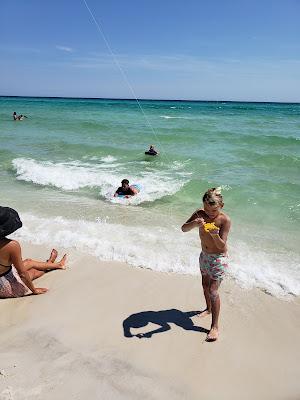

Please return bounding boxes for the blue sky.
[1,0,300,101]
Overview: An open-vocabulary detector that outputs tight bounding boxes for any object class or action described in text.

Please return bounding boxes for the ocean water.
[1,96,300,298]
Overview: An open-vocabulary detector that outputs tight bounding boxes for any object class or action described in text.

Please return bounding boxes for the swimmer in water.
[13,112,27,121]
[145,145,159,156]
[114,179,139,198]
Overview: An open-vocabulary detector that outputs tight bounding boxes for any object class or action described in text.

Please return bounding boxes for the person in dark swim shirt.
[145,144,159,156]
[114,179,139,198]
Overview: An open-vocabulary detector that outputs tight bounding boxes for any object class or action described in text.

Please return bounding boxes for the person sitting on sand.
[0,206,67,298]
[181,187,231,342]
[114,179,139,198]
[145,144,159,156]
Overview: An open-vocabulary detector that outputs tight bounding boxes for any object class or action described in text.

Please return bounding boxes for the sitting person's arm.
[9,240,47,295]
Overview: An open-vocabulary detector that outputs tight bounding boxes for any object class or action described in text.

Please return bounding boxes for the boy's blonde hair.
[202,187,224,207]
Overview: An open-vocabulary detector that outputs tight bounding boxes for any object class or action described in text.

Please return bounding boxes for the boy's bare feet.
[206,327,219,342]
[47,249,58,263]
[197,309,211,318]
[58,254,67,269]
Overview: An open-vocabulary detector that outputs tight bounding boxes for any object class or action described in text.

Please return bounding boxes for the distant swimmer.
[13,112,27,121]
[18,114,28,121]
[114,179,139,198]
[145,144,159,156]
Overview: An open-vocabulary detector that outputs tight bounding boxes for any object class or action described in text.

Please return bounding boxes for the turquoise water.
[1,96,300,297]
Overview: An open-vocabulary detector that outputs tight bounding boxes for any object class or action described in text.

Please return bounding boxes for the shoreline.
[1,242,299,399]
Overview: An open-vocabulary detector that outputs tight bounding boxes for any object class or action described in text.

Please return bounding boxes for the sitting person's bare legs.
[197,273,212,318]
[23,251,67,281]
[206,279,221,342]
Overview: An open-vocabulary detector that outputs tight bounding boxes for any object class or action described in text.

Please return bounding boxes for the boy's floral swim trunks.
[199,251,228,281]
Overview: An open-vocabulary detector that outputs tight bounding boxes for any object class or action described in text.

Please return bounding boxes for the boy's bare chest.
[200,213,224,227]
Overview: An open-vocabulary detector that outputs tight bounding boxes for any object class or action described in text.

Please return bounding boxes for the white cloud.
[56,45,74,53]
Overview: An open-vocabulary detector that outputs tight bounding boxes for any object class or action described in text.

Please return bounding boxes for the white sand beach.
[1,243,300,400]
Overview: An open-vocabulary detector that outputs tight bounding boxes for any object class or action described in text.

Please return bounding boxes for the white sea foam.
[12,158,188,204]
[100,155,117,163]
[160,115,192,120]
[85,155,117,162]
[15,212,198,275]
[13,212,300,299]
[229,240,300,298]
[13,158,106,190]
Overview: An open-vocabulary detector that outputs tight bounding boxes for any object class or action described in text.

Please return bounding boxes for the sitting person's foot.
[58,254,67,269]
[206,327,219,342]
[197,309,211,318]
[47,249,58,263]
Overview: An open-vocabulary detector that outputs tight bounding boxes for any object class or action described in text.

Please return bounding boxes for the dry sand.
[0,243,300,400]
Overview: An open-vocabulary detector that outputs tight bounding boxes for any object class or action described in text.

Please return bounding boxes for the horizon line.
[0,95,299,105]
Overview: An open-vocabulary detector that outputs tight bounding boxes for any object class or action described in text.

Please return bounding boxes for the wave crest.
[12,157,189,204]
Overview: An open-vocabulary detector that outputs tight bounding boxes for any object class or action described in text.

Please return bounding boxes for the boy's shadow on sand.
[123,309,209,339]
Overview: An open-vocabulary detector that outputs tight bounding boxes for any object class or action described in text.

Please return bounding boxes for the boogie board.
[145,151,157,156]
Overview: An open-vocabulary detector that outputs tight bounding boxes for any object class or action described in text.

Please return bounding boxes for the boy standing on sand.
[181,188,231,342]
